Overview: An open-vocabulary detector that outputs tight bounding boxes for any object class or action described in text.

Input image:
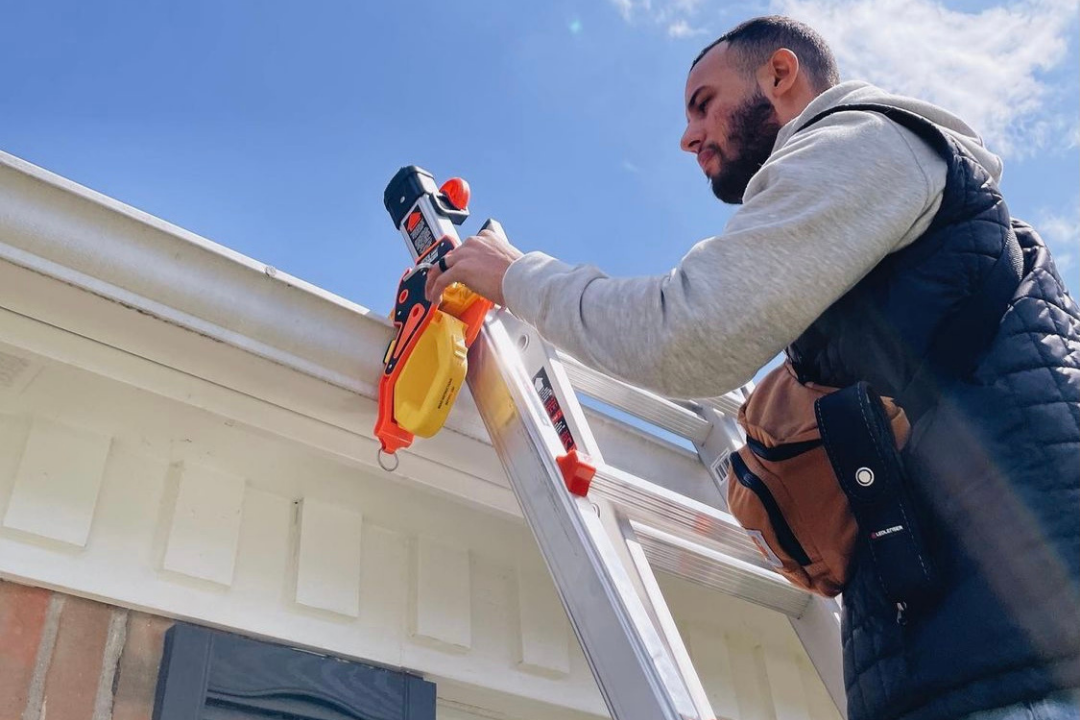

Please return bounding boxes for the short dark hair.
[692,16,840,93]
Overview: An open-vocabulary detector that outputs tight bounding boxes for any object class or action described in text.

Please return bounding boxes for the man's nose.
[680,123,701,154]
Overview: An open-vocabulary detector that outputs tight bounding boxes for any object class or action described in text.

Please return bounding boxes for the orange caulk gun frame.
[375,167,494,456]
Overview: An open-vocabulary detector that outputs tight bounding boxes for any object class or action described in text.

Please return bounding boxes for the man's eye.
[697,98,710,114]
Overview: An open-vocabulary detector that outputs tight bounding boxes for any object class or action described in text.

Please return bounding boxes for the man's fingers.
[424,250,459,301]
[428,264,462,302]
[419,226,515,307]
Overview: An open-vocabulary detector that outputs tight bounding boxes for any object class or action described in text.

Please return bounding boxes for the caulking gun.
[375,166,495,463]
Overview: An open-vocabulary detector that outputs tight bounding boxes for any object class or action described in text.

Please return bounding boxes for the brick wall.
[0,580,174,720]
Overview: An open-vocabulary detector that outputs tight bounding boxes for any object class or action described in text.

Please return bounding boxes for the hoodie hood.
[776,81,1004,185]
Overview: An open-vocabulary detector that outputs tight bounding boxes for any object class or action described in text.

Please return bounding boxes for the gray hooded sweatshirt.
[500,81,1005,398]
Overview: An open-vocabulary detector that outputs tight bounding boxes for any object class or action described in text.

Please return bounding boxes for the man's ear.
[759,48,799,98]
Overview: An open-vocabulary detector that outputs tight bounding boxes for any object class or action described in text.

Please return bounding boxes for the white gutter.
[0,151,391,400]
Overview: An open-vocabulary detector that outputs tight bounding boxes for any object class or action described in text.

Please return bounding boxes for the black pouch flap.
[815,383,937,605]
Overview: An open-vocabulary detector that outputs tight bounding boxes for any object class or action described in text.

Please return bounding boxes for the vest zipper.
[731,454,812,566]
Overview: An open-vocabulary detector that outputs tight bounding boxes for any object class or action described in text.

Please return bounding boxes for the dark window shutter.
[154,624,435,720]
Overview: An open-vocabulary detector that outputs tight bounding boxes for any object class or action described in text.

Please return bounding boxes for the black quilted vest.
[787,105,1080,720]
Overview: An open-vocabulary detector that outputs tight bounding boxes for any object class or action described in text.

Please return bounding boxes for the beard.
[708,90,783,204]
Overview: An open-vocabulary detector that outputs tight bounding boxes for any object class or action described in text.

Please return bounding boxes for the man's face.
[681,43,783,204]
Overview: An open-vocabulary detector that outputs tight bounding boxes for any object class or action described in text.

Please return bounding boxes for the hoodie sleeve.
[502,109,947,398]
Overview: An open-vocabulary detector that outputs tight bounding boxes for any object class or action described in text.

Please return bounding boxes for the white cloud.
[1037,206,1079,272]
[670,0,708,14]
[769,0,1079,157]
[611,0,652,22]
[607,0,1078,156]
[1051,249,1074,274]
[608,0,712,34]
[668,19,708,37]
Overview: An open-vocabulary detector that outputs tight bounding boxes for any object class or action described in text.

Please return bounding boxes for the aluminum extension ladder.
[386,169,845,720]
[467,309,845,720]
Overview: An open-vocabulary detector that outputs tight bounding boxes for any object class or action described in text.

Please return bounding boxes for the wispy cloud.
[608,0,714,35]
[668,19,709,37]
[1037,205,1079,273]
[770,0,1079,157]
[611,0,652,22]
[608,0,1078,157]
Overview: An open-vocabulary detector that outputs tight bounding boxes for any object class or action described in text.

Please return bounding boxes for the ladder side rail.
[615,513,715,719]
[467,311,707,720]
[511,315,756,720]
[790,596,847,717]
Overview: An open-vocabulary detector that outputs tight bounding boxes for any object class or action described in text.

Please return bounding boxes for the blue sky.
[2,0,1077,337]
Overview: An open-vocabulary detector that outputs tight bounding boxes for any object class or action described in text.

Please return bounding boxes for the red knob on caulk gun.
[440,178,470,211]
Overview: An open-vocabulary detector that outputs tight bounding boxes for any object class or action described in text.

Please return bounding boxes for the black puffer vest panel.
[787,105,1080,720]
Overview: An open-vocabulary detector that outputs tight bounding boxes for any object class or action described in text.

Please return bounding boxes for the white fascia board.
[0,151,709,506]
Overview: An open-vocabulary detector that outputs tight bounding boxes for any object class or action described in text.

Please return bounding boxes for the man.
[426,15,1080,720]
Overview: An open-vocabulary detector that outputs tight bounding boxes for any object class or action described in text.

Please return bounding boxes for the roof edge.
[0,151,709,481]
[0,150,392,399]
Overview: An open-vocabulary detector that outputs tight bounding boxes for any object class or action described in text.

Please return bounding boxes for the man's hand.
[425,220,523,306]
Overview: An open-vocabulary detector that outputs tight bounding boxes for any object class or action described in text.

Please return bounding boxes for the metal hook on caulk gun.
[377,447,400,473]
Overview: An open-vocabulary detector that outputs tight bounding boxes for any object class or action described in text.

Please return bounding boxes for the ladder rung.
[558,352,712,442]
[591,465,771,569]
[590,464,814,616]
[696,393,746,418]
[632,522,811,617]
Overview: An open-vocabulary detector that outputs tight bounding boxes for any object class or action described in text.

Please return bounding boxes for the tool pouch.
[727,361,937,603]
